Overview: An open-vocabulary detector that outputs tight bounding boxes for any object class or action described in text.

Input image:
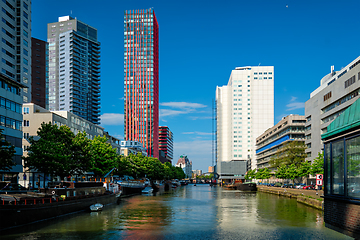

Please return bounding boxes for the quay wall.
[257,187,323,210]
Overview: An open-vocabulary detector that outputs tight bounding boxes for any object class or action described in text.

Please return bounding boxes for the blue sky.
[32,0,360,172]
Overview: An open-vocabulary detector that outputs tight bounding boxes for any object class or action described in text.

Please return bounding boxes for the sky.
[32,0,360,172]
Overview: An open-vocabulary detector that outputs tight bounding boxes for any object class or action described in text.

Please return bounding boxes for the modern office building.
[0,73,26,182]
[31,37,48,109]
[0,0,32,103]
[305,57,360,163]
[216,66,274,181]
[256,114,306,170]
[176,155,192,178]
[159,126,173,161]
[124,9,159,158]
[47,16,101,124]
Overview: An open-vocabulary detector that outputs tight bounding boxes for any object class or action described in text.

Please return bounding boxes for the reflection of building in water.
[322,97,360,239]
[176,155,192,178]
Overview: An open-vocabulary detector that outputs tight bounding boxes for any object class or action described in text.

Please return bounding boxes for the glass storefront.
[325,134,360,199]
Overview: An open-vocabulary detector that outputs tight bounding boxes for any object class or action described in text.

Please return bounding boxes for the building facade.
[305,57,360,163]
[31,37,48,109]
[216,66,274,179]
[0,0,32,103]
[123,9,159,158]
[0,74,25,182]
[176,155,192,178]
[159,126,173,161]
[256,115,306,170]
[47,16,100,124]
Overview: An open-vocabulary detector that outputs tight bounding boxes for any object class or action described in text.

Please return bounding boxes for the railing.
[0,192,111,206]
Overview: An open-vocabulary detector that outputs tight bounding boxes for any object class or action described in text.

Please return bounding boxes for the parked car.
[274,182,282,187]
[303,184,315,190]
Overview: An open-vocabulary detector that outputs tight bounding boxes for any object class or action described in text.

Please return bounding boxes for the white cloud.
[100,113,124,125]
[160,102,207,109]
[160,109,189,117]
[159,101,209,119]
[286,96,304,111]
[173,140,213,172]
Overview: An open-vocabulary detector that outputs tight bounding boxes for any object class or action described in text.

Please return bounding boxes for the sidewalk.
[257,186,324,199]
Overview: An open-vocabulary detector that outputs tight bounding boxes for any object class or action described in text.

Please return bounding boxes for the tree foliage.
[310,152,324,175]
[0,128,16,171]
[24,123,76,179]
[245,169,256,180]
[89,136,117,177]
[269,141,307,168]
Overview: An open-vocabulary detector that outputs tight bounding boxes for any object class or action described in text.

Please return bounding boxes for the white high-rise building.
[216,66,274,180]
[0,0,31,103]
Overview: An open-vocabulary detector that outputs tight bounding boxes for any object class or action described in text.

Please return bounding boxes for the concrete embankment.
[257,186,323,210]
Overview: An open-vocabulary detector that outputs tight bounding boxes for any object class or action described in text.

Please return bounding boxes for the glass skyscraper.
[124,9,159,158]
[47,16,100,124]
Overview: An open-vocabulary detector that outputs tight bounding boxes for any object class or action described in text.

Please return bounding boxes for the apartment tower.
[0,0,31,103]
[124,9,159,158]
[216,66,274,180]
[47,16,100,124]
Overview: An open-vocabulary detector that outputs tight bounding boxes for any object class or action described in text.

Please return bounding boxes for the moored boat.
[90,203,104,212]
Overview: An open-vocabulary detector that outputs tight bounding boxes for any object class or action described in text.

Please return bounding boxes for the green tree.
[0,128,16,171]
[310,152,324,175]
[286,164,298,181]
[89,136,117,177]
[72,131,93,175]
[270,141,307,168]
[275,164,288,179]
[174,166,186,179]
[297,161,312,179]
[115,155,133,177]
[164,162,175,179]
[245,169,256,181]
[24,122,75,180]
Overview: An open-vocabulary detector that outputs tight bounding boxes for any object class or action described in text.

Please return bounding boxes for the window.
[23,39,28,47]
[346,136,360,198]
[324,91,332,101]
[332,140,344,195]
[23,20,28,28]
[23,107,29,114]
[23,2,28,10]
[23,120,29,127]
[345,75,356,88]
[23,11,28,19]
[23,49,28,56]
[23,58,28,65]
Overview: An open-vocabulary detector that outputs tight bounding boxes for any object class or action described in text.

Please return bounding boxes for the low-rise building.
[22,103,104,187]
[176,155,192,178]
[256,114,306,171]
[120,140,147,156]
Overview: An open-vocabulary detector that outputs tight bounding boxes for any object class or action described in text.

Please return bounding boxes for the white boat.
[90,203,103,212]
[142,187,153,194]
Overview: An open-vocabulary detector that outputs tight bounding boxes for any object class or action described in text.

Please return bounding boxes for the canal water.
[2,185,352,240]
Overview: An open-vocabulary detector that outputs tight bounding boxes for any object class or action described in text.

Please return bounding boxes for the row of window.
[0,96,21,113]
[322,89,359,114]
[0,115,22,131]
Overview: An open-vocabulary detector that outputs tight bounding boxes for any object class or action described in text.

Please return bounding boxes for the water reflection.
[1,185,352,240]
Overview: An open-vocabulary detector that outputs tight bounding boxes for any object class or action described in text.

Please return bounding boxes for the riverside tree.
[310,152,324,175]
[24,122,76,181]
[0,128,16,171]
[89,136,117,177]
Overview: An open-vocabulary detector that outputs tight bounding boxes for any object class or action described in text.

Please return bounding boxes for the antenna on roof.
[70,10,72,15]
[258,63,261,66]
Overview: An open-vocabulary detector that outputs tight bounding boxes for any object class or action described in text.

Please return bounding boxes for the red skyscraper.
[159,126,173,161]
[124,9,159,158]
